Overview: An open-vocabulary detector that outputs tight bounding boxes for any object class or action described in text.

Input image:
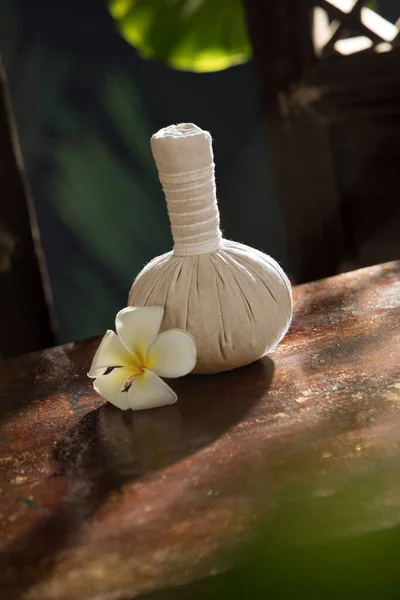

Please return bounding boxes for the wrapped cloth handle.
[151,123,222,256]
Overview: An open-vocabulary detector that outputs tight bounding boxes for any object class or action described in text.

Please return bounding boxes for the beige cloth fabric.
[129,124,293,374]
[151,123,221,255]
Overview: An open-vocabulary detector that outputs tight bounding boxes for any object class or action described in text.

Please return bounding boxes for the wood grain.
[0,261,399,599]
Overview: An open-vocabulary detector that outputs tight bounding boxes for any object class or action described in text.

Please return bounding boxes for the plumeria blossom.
[88,306,196,411]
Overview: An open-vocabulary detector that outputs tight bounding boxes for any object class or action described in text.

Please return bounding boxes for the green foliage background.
[107,0,251,72]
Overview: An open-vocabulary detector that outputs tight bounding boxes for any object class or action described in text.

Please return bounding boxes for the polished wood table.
[0,262,399,599]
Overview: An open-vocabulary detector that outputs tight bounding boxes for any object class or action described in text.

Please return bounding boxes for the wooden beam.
[0,58,55,358]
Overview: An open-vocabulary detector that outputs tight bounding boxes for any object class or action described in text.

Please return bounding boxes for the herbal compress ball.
[129,124,292,374]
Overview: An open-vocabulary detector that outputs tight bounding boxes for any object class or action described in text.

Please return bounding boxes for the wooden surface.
[0,261,400,599]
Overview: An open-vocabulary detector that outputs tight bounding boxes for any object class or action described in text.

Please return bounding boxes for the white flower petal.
[93,367,134,410]
[115,306,164,360]
[148,329,197,378]
[88,330,134,378]
[127,369,177,411]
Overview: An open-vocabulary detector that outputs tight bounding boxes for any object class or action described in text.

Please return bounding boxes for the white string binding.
[158,163,222,256]
[158,164,213,180]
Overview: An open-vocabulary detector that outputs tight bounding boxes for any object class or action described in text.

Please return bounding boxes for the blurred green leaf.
[107,0,251,72]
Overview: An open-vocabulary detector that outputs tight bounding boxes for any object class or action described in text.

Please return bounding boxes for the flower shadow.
[57,355,274,484]
[0,357,274,598]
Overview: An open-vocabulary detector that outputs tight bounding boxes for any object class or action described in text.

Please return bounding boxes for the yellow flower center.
[130,345,154,375]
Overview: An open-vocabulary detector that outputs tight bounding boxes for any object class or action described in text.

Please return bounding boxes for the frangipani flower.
[88,306,196,411]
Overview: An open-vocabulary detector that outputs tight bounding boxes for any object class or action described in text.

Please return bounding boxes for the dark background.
[0,0,287,344]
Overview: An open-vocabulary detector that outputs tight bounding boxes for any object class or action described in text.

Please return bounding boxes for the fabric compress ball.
[129,123,292,374]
